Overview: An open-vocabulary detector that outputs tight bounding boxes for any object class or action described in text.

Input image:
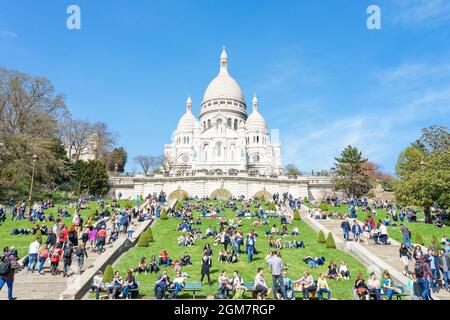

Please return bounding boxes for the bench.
[127,281,141,299]
[371,286,408,300]
[242,281,257,298]
[167,282,202,299]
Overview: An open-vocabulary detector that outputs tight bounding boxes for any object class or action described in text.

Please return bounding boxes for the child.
[127,223,136,239]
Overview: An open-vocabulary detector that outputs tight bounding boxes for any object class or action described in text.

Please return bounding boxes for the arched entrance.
[254,190,272,201]
[210,189,232,200]
[168,189,189,202]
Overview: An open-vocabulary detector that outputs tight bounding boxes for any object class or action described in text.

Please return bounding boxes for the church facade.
[163,48,283,176]
[109,48,333,201]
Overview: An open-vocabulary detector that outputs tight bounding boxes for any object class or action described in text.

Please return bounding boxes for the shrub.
[137,232,150,247]
[175,201,183,211]
[319,203,330,212]
[103,265,114,282]
[146,228,154,242]
[326,233,336,249]
[294,208,301,221]
[160,209,168,220]
[430,235,441,251]
[317,230,326,243]
[414,233,424,246]
[303,196,308,204]
[261,195,266,203]
[268,202,276,211]
[139,194,144,203]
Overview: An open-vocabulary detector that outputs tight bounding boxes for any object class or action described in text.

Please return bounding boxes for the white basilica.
[164,48,283,176]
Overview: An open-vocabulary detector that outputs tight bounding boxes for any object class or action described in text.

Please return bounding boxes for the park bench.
[242,281,257,298]
[127,281,141,299]
[293,280,318,299]
[167,282,202,299]
[375,286,408,300]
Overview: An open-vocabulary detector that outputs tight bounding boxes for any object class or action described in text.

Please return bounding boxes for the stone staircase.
[302,207,450,300]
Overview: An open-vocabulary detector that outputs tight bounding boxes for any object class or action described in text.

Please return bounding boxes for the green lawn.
[0,199,135,257]
[111,200,367,300]
[312,204,449,247]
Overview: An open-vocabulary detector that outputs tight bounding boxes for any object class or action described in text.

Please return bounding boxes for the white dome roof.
[203,48,245,103]
[177,96,198,130]
[246,95,267,129]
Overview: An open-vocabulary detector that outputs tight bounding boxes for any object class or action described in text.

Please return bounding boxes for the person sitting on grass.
[180,252,192,266]
[133,257,149,274]
[178,235,187,246]
[317,273,331,300]
[218,248,228,263]
[327,261,339,280]
[228,249,238,263]
[158,249,171,266]
[291,226,299,236]
[338,261,351,280]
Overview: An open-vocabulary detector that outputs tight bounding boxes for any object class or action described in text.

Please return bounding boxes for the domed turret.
[246,94,267,130]
[177,96,198,130]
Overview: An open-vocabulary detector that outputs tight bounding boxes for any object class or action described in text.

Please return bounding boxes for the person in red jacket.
[95,226,107,253]
[58,225,68,247]
[50,243,63,275]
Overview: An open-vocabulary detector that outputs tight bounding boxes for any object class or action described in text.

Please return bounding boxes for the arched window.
[234,119,238,130]
[208,119,211,128]
[203,144,209,162]
[227,118,232,127]
[257,136,259,143]
[203,122,206,131]
[216,142,222,158]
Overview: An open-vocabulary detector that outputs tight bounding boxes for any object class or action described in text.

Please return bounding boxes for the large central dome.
[203,48,245,103]
[200,48,247,122]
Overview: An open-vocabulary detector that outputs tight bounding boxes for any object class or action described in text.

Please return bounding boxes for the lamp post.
[28,154,38,217]
[113,162,119,200]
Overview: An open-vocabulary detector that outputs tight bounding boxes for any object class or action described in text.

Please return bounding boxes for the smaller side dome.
[177,96,198,130]
[246,94,267,130]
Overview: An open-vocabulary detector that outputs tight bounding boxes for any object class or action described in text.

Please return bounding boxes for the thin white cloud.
[393,0,450,26]
[0,31,18,38]
[281,59,450,173]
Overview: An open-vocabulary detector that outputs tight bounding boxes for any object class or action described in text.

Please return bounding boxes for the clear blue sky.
[1,0,449,173]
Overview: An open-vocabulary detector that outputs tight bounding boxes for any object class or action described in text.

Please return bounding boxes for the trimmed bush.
[303,196,308,204]
[430,235,441,251]
[268,202,276,211]
[317,230,326,243]
[175,201,183,211]
[326,233,336,249]
[103,265,114,282]
[137,232,150,247]
[414,232,424,246]
[294,208,301,221]
[146,228,154,242]
[160,209,168,220]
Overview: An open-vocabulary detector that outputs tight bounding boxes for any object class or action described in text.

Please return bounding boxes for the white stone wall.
[109,175,332,201]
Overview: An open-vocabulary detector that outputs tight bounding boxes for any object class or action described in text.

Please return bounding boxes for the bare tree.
[91,121,117,160]
[134,155,163,175]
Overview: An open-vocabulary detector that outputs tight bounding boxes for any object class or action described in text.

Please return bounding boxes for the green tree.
[332,146,371,198]
[106,147,127,173]
[146,228,154,242]
[74,160,109,196]
[395,146,425,179]
[326,233,337,249]
[317,230,326,243]
[396,150,450,210]
[285,164,301,176]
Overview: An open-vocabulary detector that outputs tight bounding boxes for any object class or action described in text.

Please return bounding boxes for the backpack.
[63,247,72,258]
[0,260,11,276]
[414,262,424,277]
[59,231,65,239]
[155,286,164,299]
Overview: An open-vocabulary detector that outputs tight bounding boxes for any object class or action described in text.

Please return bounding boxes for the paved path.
[0,219,136,300]
[301,205,450,300]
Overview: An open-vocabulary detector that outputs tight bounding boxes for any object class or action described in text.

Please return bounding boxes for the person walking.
[0,254,21,300]
[265,251,286,300]
[399,243,412,275]
[438,249,450,292]
[340,219,351,241]
[37,244,49,275]
[62,242,74,277]
[400,224,412,249]
[74,244,88,274]
[26,237,41,273]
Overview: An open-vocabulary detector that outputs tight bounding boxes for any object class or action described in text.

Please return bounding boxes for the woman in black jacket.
[399,244,412,275]
[200,252,211,285]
